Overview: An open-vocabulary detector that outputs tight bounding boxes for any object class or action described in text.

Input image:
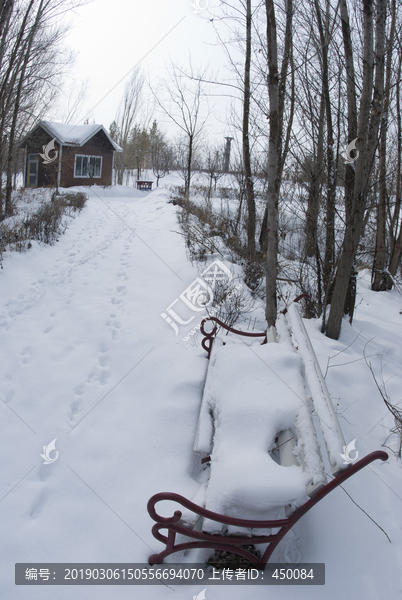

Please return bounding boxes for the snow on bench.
[193,337,327,533]
[286,303,346,475]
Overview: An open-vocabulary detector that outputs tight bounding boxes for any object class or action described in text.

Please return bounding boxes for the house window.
[74,155,102,178]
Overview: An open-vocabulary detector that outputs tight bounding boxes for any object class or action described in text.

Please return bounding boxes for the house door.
[27,154,39,187]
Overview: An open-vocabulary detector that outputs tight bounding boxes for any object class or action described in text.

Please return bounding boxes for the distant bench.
[136,181,153,191]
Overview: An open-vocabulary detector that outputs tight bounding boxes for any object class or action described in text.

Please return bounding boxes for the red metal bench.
[147,307,388,569]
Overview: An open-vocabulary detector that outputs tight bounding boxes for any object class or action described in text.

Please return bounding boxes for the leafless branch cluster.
[364,347,402,458]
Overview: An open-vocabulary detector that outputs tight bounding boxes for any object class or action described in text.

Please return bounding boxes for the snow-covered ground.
[1,182,402,599]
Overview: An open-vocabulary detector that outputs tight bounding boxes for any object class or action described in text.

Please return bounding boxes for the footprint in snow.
[87,368,110,385]
[30,491,48,517]
[98,355,111,367]
[70,399,81,415]
[74,384,85,396]
[36,464,52,483]
[5,389,15,403]
[20,347,33,364]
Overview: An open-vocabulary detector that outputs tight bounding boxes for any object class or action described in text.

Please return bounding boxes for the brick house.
[18,121,122,188]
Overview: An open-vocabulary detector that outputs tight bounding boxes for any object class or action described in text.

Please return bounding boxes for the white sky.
[59,0,235,142]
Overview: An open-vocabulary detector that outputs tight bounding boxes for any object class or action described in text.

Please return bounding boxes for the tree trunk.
[387,52,402,284]
[326,0,386,339]
[260,0,293,253]
[186,133,193,201]
[265,0,280,327]
[314,0,337,296]
[0,0,18,216]
[305,89,325,257]
[277,0,293,180]
[373,0,396,290]
[243,0,255,257]
[340,0,358,223]
[336,0,359,319]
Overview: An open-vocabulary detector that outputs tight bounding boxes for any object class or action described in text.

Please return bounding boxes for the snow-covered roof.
[19,120,122,152]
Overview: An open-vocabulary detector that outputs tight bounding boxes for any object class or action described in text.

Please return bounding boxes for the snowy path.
[1,185,402,599]
[0,186,207,599]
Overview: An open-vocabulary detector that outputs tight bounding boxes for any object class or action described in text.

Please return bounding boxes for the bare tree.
[372,0,396,291]
[204,143,224,198]
[152,61,209,200]
[112,67,145,185]
[57,79,89,125]
[0,0,82,218]
[386,45,402,285]
[326,0,387,339]
[313,0,337,300]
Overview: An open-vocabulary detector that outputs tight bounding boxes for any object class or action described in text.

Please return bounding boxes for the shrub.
[0,190,88,261]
